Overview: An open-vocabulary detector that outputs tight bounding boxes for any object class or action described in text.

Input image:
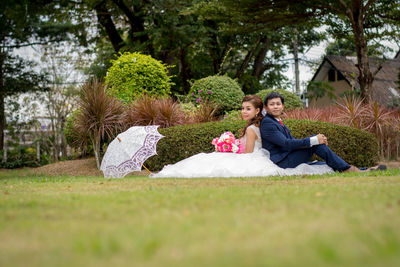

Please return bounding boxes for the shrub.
[145,120,246,171]
[192,100,221,123]
[286,119,378,168]
[64,110,94,158]
[125,96,191,128]
[64,110,82,149]
[257,89,303,110]
[145,119,378,171]
[187,75,245,112]
[222,110,243,122]
[0,145,48,168]
[105,52,173,103]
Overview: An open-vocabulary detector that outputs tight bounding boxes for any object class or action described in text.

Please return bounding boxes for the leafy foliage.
[0,0,84,150]
[222,110,243,122]
[145,119,378,171]
[187,75,244,112]
[0,145,48,169]
[256,89,303,110]
[215,0,400,102]
[306,81,336,102]
[105,52,173,103]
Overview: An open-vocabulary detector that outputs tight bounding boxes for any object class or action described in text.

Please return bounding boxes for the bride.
[151,95,333,178]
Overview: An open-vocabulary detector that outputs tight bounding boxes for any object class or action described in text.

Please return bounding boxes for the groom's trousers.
[276,144,350,172]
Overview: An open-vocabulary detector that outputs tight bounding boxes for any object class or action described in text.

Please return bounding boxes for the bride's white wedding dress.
[151,125,333,178]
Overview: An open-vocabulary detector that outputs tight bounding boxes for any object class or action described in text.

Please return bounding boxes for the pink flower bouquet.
[212,131,244,153]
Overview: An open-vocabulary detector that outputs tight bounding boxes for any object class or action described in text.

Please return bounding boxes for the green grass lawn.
[1,169,400,267]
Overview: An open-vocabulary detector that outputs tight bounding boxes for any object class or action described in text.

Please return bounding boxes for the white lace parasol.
[100,126,164,178]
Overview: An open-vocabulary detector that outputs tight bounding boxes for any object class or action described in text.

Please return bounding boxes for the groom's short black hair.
[264,92,285,106]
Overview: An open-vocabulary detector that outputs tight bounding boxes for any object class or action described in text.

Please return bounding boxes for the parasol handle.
[142,164,152,175]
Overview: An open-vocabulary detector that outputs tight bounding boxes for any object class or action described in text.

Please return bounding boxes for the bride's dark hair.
[240,95,264,138]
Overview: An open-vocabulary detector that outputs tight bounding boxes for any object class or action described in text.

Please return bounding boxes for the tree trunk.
[350,0,373,103]
[252,37,270,79]
[110,0,154,55]
[94,1,125,52]
[293,29,300,95]
[60,116,67,158]
[91,135,101,169]
[179,47,192,94]
[0,92,4,151]
[235,37,261,80]
[0,52,4,151]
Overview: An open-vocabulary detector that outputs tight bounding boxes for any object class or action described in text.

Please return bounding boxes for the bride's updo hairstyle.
[240,95,264,138]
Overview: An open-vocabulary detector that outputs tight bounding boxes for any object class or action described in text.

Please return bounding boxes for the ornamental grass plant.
[124,95,191,129]
[284,95,400,160]
[191,100,220,123]
[74,78,125,168]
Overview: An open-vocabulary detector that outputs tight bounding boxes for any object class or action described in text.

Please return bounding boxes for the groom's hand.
[316,134,328,145]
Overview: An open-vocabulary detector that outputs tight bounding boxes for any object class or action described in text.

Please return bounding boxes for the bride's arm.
[243,127,257,153]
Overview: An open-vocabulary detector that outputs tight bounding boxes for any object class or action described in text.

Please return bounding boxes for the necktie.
[278,119,285,128]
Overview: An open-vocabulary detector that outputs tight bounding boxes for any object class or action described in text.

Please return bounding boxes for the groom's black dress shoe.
[369,164,387,171]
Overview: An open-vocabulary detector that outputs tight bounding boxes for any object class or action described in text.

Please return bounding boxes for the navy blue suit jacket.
[260,114,311,164]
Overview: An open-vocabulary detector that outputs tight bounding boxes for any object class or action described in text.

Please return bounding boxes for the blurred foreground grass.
[1,169,400,267]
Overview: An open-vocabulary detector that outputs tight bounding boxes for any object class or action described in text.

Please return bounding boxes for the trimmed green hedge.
[146,119,379,171]
[286,119,379,167]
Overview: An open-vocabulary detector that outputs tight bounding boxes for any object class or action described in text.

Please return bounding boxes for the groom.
[260,92,362,172]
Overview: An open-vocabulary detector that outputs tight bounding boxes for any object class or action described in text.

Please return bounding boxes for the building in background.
[309,52,400,108]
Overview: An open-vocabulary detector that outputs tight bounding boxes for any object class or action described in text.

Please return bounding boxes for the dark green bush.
[285,119,379,167]
[105,52,173,103]
[257,89,303,110]
[64,110,81,148]
[146,120,246,170]
[146,119,378,171]
[0,145,49,168]
[187,75,245,112]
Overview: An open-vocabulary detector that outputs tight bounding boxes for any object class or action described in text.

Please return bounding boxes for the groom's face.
[266,97,284,118]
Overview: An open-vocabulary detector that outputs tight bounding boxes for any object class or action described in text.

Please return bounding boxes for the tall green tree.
[0,0,83,150]
[80,0,304,95]
[214,0,400,102]
[192,1,324,93]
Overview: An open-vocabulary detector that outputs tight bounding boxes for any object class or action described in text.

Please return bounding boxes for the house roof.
[311,55,400,106]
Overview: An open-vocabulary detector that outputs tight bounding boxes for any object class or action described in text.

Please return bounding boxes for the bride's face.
[241,101,260,121]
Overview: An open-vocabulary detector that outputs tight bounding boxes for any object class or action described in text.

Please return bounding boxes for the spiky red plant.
[125,96,191,128]
[192,100,220,123]
[284,108,328,122]
[361,101,394,158]
[362,101,393,137]
[75,78,125,169]
[334,95,365,129]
